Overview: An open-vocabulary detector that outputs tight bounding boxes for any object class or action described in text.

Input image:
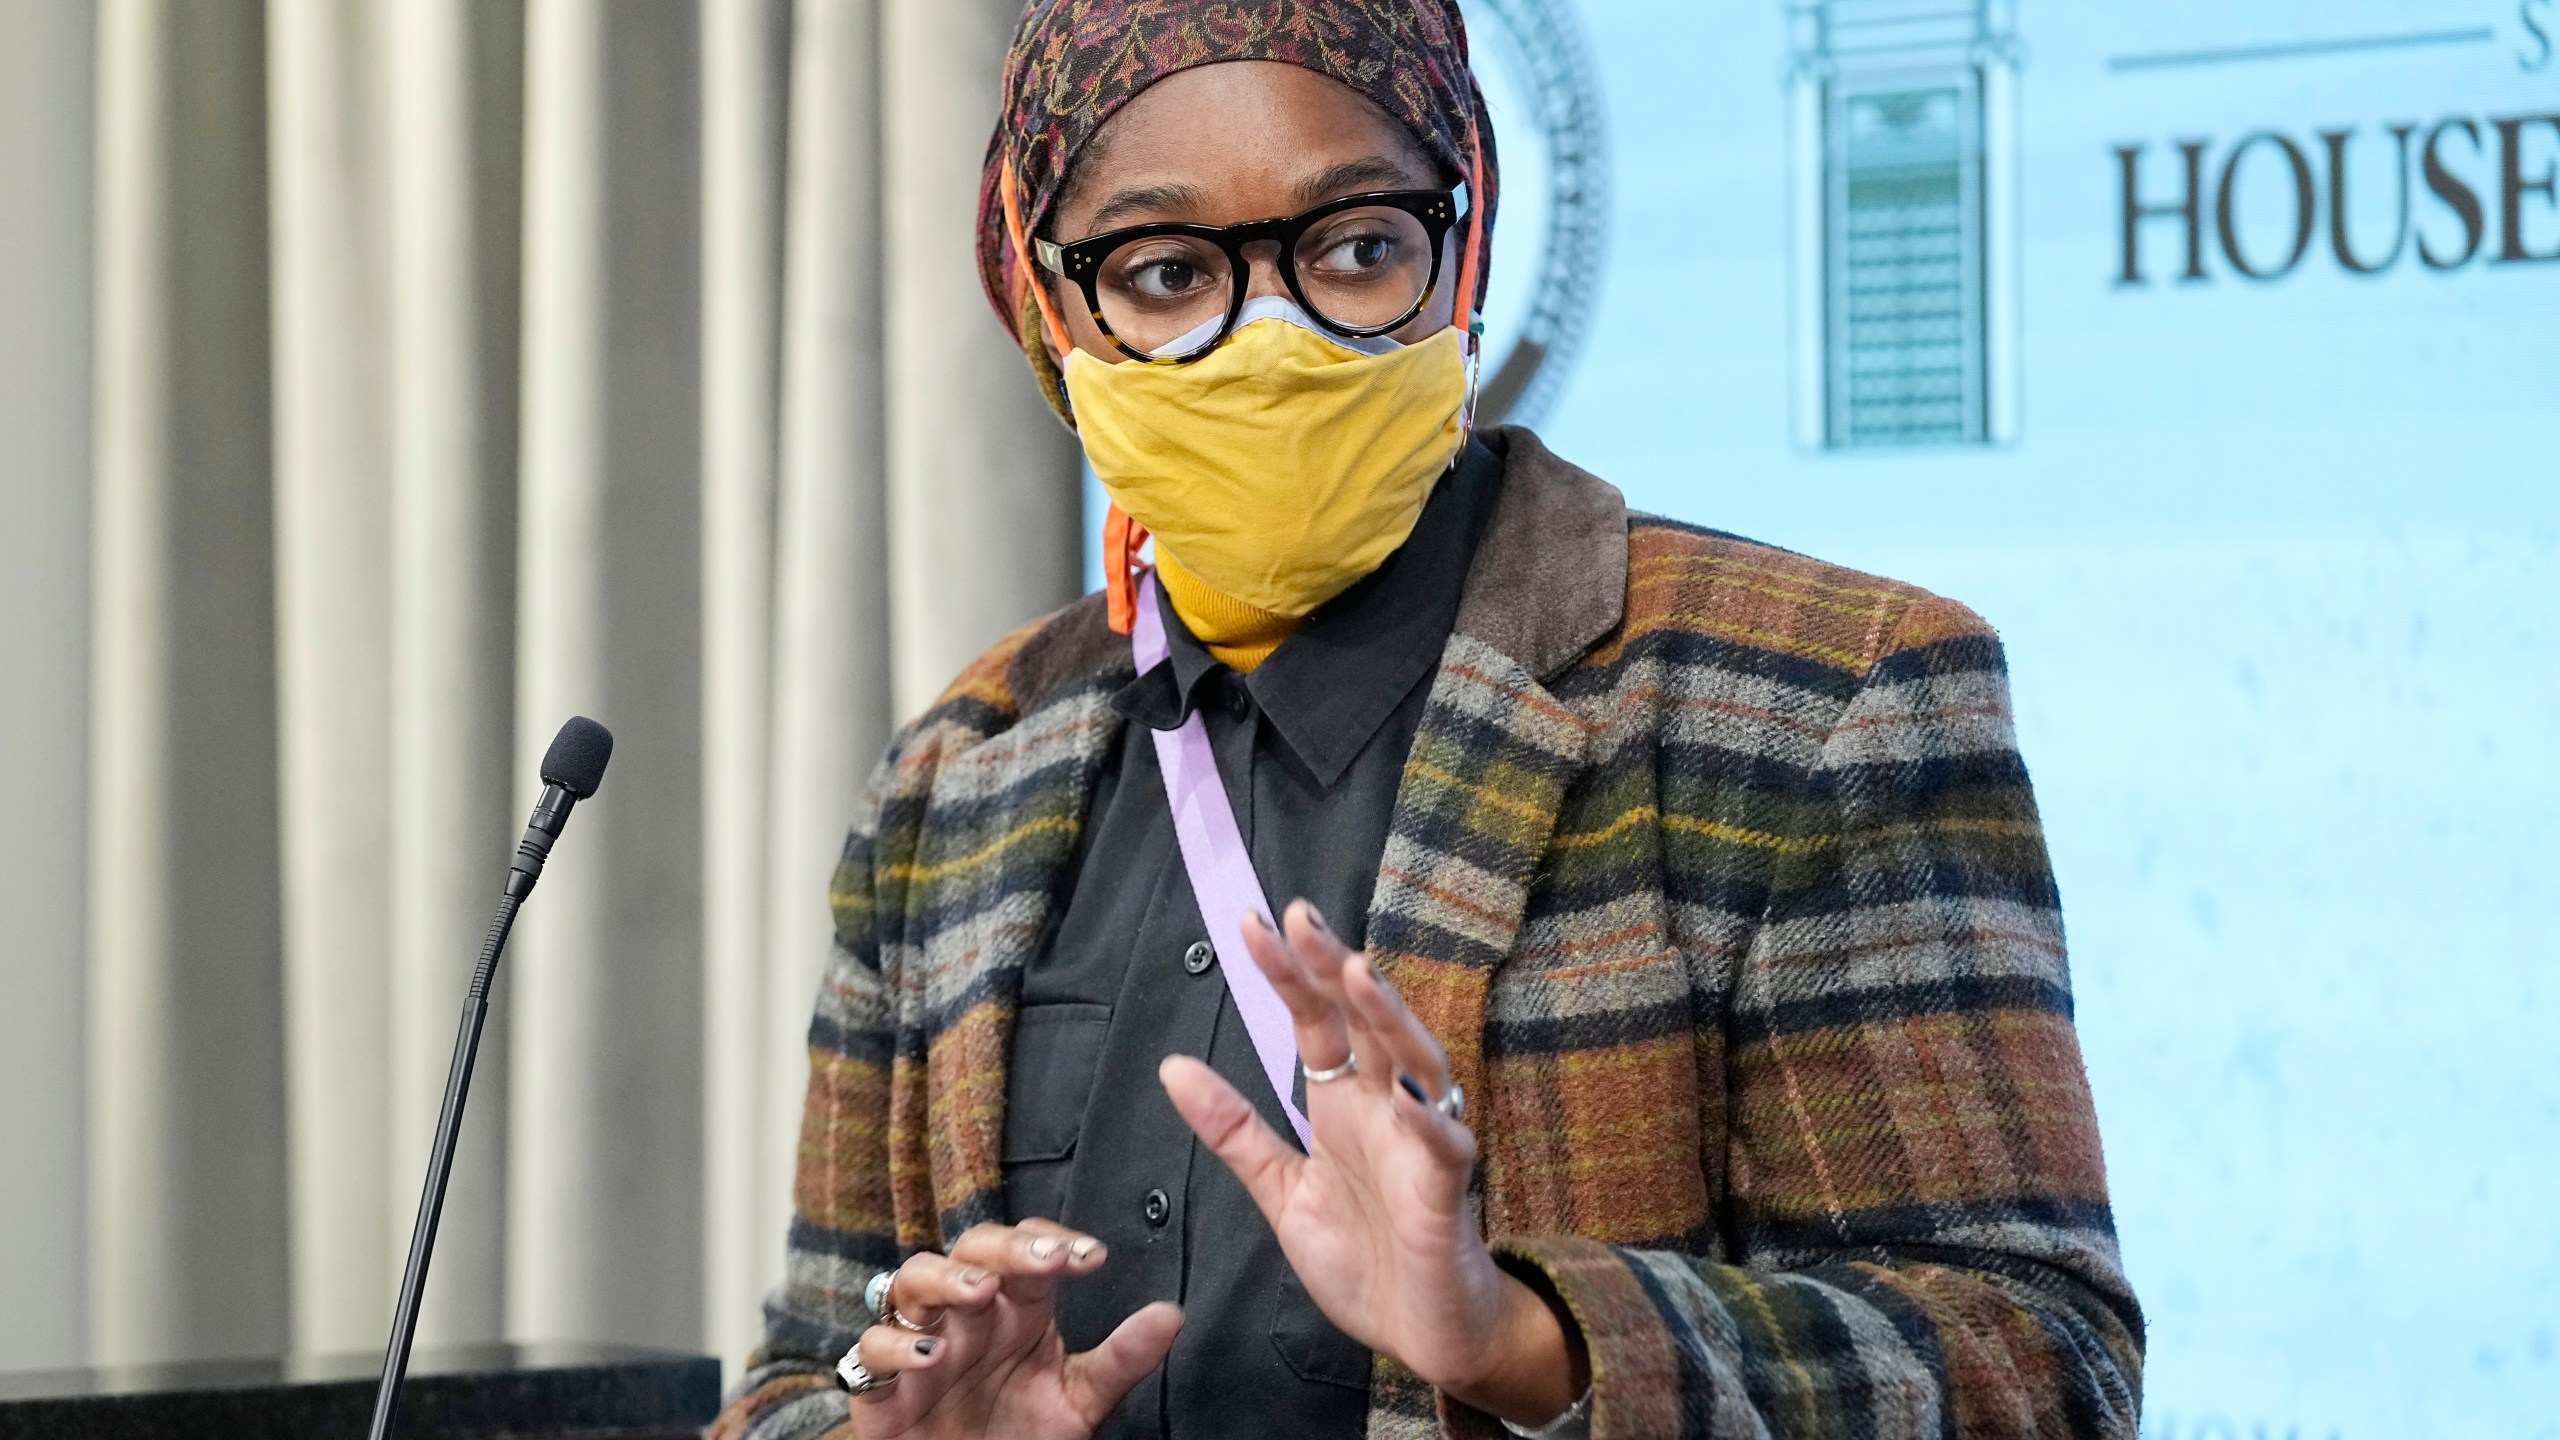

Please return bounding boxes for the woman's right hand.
[843,1219,1183,1440]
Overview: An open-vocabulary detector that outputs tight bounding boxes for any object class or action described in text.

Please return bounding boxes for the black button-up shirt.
[1001,440,1502,1440]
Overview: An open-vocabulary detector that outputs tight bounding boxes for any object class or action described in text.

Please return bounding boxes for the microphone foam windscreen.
[540,716,615,798]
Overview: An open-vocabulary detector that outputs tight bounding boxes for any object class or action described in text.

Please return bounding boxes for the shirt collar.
[1112,437,1504,788]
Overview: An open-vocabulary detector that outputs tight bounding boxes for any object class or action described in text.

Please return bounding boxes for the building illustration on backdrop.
[1787,0,2023,450]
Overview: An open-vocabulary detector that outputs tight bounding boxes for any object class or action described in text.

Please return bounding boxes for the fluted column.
[87,0,290,1365]
[1980,36,2021,446]
[699,0,789,1364]
[385,0,525,1347]
[268,0,396,1352]
[880,0,1082,717]
[511,0,706,1349]
[0,0,98,1373]
[1783,5,1826,453]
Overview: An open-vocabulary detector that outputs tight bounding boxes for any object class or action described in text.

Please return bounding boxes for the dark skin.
[842,62,1586,1440]
[1041,60,1463,358]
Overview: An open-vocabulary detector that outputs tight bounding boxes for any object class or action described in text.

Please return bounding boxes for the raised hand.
[841,1219,1181,1440]
[1156,902,1587,1428]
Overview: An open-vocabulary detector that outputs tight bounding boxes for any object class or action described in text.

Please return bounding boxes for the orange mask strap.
[1005,162,1150,630]
[1451,116,1488,356]
[1000,162,1073,361]
[1103,504,1151,634]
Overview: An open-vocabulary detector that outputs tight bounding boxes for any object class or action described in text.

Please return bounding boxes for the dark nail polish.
[1303,902,1332,936]
[914,1337,939,1357]
[1399,1073,1428,1105]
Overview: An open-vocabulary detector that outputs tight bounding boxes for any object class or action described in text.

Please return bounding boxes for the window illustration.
[1787,0,2021,450]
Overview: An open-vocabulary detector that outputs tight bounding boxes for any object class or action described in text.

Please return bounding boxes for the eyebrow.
[1292,155,1430,209]
[1077,153,1435,235]
[1085,181,1211,232]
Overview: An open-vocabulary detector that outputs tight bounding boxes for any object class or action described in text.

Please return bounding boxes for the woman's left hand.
[1156,901,1587,1427]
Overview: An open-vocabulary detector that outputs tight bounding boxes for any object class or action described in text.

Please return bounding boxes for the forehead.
[1058,62,1437,215]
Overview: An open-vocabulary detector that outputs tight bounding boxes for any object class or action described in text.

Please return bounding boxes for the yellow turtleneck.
[1155,549,1300,673]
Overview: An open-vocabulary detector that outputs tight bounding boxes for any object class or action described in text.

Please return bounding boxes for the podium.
[0,1342,719,1439]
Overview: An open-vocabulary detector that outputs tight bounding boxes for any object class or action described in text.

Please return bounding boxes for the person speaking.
[712,3,2142,1437]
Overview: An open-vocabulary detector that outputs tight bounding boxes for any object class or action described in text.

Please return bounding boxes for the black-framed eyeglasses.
[1035,188,1466,363]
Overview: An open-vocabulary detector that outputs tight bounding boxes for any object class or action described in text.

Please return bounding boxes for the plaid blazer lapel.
[1365,428,1629,1129]
[1357,430,1627,1438]
[1366,635,1594,1114]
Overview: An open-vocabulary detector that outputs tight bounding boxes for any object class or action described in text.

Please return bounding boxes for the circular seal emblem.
[1462,0,1612,429]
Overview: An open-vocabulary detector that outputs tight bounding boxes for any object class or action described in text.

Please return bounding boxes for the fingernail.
[960,1267,988,1286]
[1399,1073,1429,1105]
[1303,902,1332,936]
[913,1337,939,1357]
[1028,1237,1059,1260]
[1069,1237,1099,1260]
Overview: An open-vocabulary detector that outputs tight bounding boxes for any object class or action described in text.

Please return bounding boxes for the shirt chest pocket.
[1269,1267,1372,1392]
[1001,1002,1112,1221]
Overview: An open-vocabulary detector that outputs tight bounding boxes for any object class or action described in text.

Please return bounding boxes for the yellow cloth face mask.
[1064,303,1470,620]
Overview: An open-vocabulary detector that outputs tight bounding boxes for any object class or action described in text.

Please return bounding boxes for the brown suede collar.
[1449,427,1630,683]
[1005,426,1630,714]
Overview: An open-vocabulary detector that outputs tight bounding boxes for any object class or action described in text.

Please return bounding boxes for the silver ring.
[1303,1055,1358,1084]
[1433,1081,1466,1122]
[836,1347,899,1397]
[864,1268,940,1333]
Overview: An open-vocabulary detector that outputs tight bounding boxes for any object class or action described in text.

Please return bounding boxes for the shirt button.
[1142,1187,1171,1227]
[1224,681,1250,721]
[1182,940,1215,975]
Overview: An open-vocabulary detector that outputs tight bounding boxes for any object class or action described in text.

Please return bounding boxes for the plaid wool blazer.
[713,428,2144,1440]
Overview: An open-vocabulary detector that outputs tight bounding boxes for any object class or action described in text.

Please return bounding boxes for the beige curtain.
[88,0,292,1365]
[60,0,1080,1367]
[0,0,99,1374]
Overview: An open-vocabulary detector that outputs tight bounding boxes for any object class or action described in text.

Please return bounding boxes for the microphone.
[367,717,614,1440]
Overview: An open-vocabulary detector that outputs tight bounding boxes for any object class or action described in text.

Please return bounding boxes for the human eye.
[1298,208,1426,288]
[1106,240,1220,304]
[1311,228,1401,277]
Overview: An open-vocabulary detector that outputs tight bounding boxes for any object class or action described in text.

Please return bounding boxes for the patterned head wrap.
[976,0,1500,406]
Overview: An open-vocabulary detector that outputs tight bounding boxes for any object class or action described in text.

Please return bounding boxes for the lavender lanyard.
[1131,570,1314,1150]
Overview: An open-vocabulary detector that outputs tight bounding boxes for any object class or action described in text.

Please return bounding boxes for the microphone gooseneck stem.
[367,784,575,1440]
